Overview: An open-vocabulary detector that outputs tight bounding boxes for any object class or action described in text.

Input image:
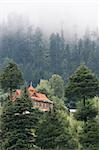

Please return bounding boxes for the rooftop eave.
[31,97,53,104]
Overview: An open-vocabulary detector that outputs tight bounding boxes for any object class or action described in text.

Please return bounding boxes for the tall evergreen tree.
[79,119,99,150]
[74,100,98,122]
[49,33,63,74]
[74,97,99,149]
[0,61,24,93]
[1,90,38,150]
[62,44,72,81]
[36,105,76,150]
[65,65,99,106]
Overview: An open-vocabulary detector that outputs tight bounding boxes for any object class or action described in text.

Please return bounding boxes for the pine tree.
[49,33,63,74]
[74,100,98,122]
[79,119,99,150]
[65,65,99,106]
[36,105,76,150]
[74,98,99,149]
[32,28,46,84]
[0,61,24,93]
[1,90,38,150]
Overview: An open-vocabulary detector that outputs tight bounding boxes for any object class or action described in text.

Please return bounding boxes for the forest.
[0,61,99,150]
[0,18,99,85]
[0,18,99,150]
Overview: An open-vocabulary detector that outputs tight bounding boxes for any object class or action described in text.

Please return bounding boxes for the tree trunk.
[83,96,86,106]
[10,87,12,100]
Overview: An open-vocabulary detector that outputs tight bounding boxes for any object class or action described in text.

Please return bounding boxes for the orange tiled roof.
[13,85,52,104]
[31,93,52,103]
[28,85,36,93]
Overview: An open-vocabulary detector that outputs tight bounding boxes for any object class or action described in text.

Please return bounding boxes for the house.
[13,84,53,111]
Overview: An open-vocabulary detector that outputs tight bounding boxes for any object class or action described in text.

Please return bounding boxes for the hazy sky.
[0,0,98,35]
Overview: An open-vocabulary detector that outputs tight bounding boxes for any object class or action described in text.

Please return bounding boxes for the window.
[43,103,46,108]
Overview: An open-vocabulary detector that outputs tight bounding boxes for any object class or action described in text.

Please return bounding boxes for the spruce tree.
[74,99,99,149]
[1,90,38,150]
[79,119,99,150]
[49,33,63,74]
[0,61,24,93]
[65,65,99,106]
[36,105,76,150]
[74,100,98,122]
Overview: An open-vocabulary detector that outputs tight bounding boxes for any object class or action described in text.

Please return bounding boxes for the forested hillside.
[0,1,99,149]
[0,19,99,85]
[0,62,99,150]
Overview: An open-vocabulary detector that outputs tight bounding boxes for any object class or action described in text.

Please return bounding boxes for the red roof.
[31,93,52,103]
[28,86,36,94]
[33,93,49,100]
[13,85,52,104]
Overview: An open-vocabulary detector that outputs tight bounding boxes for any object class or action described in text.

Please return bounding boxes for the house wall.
[32,100,52,111]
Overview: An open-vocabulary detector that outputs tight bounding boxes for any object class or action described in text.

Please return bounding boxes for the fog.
[0,0,98,36]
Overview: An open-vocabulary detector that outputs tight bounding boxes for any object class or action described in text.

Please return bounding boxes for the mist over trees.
[0,16,99,85]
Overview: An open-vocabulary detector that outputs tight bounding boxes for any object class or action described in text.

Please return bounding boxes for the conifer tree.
[0,61,24,93]
[79,119,99,150]
[74,100,98,122]
[36,105,76,150]
[74,99,99,149]
[1,90,38,150]
[65,65,99,106]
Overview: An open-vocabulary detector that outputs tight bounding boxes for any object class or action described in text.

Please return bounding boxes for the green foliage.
[0,22,99,84]
[50,96,68,113]
[36,79,54,97]
[49,33,64,74]
[0,89,8,106]
[36,76,65,101]
[49,74,64,98]
[1,90,38,150]
[79,119,99,150]
[65,65,99,106]
[93,97,99,117]
[36,105,77,150]
[0,61,24,92]
[74,98,99,149]
[67,114,83,150]
[0,24,99,150]
[0,22,99,83]
[74,100,98,122]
